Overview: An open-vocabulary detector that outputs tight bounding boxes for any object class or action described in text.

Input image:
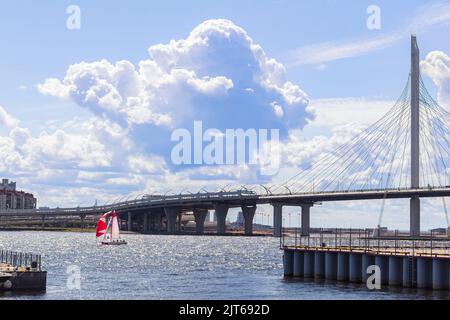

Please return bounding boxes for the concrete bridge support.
[143,214,149,233]
[410,197,421,237]
[349,253,362,283]
[417,258,432,289]
[301,204,312,236]
[293,251,304,277]
[314,251,325,279]
[362,254,375,283]
[164,208,179,234]
[80,214,86,229]
[410,36,421,237]
[241,205,256,236]
[127,212,132,232]
[177,213,183,231]
[272,204,283,237]
[283,250,294,277]
[325,252,338,280]
[375,255,389,286]
[152,212,163,232]
[304,251,315,278]
[388,256,403,287]
[337,252,349,281]
[214,204,229,235]
[193,209,208,235]
[432,259,449,290]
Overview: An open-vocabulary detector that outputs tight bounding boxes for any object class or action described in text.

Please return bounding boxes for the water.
[0,231,449,300]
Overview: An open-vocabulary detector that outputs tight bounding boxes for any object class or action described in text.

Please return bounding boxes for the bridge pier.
[214,204,229,235]
[164,208,178,234]
[127,212,133,232]
[241,205,256,236]
[178,212,183,231]
[156,212,163,232]
[80,214,86,229]
[193,209,208,235]
[301,204,312,236]
[272,204,283,237]
[143,213,149,233]
[410,196,421,237]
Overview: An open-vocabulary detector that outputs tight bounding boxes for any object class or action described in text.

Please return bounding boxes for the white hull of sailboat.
[101,239,127,246]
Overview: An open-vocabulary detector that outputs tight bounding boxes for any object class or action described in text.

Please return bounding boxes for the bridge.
[1,36,450,237]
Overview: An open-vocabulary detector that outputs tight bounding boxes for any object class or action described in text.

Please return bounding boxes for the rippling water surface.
[0,231,449,300]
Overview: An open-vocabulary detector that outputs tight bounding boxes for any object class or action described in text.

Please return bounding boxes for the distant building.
[0,179,36,210]
[235,211,244,226]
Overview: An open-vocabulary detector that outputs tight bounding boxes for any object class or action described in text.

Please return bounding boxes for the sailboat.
[96,210,127,246]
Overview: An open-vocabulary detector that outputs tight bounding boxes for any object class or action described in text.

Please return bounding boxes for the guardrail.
[281,228,450,258]
[0,250,42,270]
[1,187,450,217]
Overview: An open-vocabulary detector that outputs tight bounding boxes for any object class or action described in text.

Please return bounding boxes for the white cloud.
[127,154,167,174]
[421,50,450,109]
[0,105,19,129]
[38,19,310,132]
[287,1,450,66]
[288,34,402,67]
[306,97,394,128]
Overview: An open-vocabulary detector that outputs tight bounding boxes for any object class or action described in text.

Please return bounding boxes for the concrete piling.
[314,251,325,279]
[293,251,304,277]
[432,259,449,290]
[337,252,349,281]
[304,251,315,278]
[375,255,389,286]
[325,252,338,280]
[417,258,433,289]
[349,253,362,283]
[388,256,403,287]
[362,254,375,283]
[283,250,294,277]
[283,247,450,291]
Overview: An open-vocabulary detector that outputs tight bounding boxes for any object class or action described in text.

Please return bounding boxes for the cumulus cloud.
[0,105,19,129]
[421,51,450,109]
[38,19,310,134]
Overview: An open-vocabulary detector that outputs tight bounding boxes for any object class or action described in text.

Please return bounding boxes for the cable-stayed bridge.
[2,36,450,237]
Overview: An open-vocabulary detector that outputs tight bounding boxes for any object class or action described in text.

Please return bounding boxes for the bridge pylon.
[410,35,420,237]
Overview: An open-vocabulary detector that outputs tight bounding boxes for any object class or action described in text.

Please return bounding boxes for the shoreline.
[0,227,274,237]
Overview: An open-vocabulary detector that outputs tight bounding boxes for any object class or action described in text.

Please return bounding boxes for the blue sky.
[1,1,450,230]
[2,0,448,120]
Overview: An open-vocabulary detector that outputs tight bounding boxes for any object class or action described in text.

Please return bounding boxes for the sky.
[1,0,450,230]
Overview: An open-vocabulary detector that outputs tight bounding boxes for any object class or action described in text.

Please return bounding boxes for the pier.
[0,250,47,292]
[282,229,450,290]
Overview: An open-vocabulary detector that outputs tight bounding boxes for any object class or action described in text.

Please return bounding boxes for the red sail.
[96,211,111,238]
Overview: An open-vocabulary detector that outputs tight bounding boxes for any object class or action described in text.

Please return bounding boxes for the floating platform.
[0,251,47,292]
[282,230,450,291]
[0,269,47,291]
